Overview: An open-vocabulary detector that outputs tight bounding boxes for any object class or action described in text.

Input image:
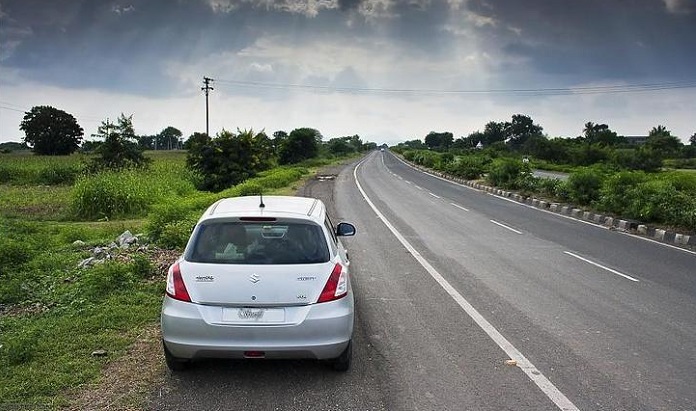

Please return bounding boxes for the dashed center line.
[450,203,469,212]
[414,185,423,190]
[564,251,639,282]
[355,158,579,411]
[490,219,523,234]
[429,192,441,199]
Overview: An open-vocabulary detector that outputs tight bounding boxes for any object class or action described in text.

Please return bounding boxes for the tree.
[505,114,543,148]
[186,129,274,191]
[278,128,321,164]
[20,106,84,155]
[327,138,355,156]
[424,131,454,151]
[89,114,150,171]
[689,133,696,146]
[157,126,183,150]
[647,125,681,157]
[482,121,507,146]
[582,122,624,146]
[183,132,210,150]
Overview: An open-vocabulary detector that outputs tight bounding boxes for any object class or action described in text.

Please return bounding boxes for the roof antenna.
[259,192,265,209]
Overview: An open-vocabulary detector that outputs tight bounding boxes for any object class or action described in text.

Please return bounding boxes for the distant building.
[624,135,649,145]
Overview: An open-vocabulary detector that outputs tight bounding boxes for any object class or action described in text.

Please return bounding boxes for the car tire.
[330,340,352,372]
[163,340,190,372]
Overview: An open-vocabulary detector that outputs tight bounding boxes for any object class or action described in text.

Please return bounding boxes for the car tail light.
[166,262,191,302]
[317,263,348,303]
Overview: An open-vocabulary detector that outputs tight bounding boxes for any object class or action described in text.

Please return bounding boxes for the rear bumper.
[161,294,354,360]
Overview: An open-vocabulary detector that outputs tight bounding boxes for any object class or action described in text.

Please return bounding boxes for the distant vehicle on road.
[161,195,356,371]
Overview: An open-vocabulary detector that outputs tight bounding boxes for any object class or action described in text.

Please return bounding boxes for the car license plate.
[222,307,285,323]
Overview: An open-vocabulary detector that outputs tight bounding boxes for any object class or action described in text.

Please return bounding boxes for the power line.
[214,78,696,96]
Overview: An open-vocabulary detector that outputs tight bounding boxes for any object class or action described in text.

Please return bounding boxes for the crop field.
[0,150,339,408]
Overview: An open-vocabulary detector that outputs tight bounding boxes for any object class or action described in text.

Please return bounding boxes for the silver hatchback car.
[161,195,356,371]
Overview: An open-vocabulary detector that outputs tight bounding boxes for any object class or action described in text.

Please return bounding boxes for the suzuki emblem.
[249,273,260,284]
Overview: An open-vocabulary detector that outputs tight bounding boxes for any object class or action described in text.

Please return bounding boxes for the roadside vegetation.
[392,116,696,232]
[1,107,376,408]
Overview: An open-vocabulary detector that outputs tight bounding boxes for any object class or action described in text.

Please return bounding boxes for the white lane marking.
[391,152,481,193]
[398,175,403,180]
[354,159,580,411]
[450,202,470,212]
[405,180,412,185]
[490,219,523,235]
[414,185,423,190]
[429,192,441,199]
[564,251,639,282]
[388,151,696,257]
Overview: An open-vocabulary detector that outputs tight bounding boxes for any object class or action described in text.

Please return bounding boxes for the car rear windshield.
[186,221,331,264]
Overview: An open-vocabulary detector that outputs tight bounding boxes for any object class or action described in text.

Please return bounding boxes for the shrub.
[158,218,197,249]
[566,169,605,205]
[187,129,275,192]
[146,201,196,243]
[486,158,524,189]
[597,171,648,214]
[611,148,662,172]
[131,255,155,279]
[447,155,488,180]
[625,180,696,229]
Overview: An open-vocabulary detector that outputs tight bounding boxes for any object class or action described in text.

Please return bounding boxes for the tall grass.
[71,169,196,220]
[0,153,86,185]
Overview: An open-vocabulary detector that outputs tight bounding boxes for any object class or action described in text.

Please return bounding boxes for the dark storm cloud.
[337,0,362,11]
[0,0,350,96]
[467,0,696,83]
[2,0,695,98]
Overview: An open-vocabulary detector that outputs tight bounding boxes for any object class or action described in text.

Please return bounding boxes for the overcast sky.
[1,0,695,145]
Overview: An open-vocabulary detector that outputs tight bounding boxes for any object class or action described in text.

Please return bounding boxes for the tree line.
[13,105,377,191]
[394,114,696,171]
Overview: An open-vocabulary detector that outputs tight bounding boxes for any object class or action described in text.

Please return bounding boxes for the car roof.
[202,196,325,223]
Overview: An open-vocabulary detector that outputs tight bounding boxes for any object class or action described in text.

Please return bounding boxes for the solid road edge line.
[354,157,580,411]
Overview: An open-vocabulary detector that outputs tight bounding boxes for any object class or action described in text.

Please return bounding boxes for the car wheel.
[163,340,190,372]
[330,340,352,372]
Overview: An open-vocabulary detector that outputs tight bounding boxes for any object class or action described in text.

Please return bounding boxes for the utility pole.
[202,77,214,137]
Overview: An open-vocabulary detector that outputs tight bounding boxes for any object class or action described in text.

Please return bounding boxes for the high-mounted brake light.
[240,217,277,222]
[166,262,191,302]
[317,263,348,303]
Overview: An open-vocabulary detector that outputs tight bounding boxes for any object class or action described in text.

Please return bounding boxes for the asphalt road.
[149,152,696,410]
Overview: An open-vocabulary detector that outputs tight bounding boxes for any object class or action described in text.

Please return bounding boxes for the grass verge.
[0,154,357,409]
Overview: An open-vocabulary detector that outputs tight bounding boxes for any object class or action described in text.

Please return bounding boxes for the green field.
[0,150,344,408]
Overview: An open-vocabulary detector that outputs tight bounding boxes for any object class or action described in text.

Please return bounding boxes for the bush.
[567,169,605,205]
[446,155,488,180]
[611,148,662,172]
[486,158,525,189]
[158,218,197,249]
[624,180,696,229]
[187,129,275,192]
[597,171,648,214]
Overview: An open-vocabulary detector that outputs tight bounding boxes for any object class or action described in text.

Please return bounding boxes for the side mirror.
[336,222,356,237]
